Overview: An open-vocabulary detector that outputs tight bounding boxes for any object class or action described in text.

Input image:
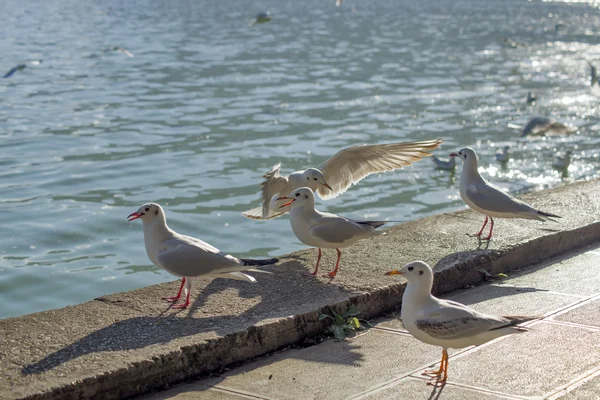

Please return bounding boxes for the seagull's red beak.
[127,212,143,222]
[449,152,459,157]
[275,196,295,209]
[385,269,403,276]
[321,182,333,191]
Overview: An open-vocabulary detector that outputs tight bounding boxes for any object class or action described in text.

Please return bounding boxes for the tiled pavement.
[146,248,600,400]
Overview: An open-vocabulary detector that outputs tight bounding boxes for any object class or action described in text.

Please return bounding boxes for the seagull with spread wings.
[242,138,443,220]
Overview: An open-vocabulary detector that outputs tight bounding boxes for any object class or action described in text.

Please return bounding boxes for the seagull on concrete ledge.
[243,138,443,220]
[128,203,278,309]
[386,260,538,386]
[277,187,389,278]
[450,147,560,240]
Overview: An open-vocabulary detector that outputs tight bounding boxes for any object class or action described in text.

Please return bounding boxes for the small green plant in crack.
[318,307,373,341]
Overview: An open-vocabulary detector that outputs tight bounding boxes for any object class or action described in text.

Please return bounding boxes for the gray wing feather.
[416,303,510,340]
[157,236,245,277]
[259,163,288,217]
[309,217,364,243]
[466,183,541,217]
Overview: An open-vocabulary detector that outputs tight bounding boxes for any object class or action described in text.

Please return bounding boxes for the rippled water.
[1,0,599,319]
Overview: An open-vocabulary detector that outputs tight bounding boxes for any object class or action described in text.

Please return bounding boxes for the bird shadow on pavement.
[21,259,356,375]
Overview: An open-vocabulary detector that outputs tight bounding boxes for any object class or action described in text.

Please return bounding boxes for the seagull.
[588,61,598,87]
[242,138,443,220]
[495,146,510,163]
[526,91,536,105]
[105,46,134,57]
[386,261,537,386]
[520,117,576,137]
[250,11,271,26]
[431,155,456,171]
[127,203,278,309]
[450,147,561,240]
[276,187,389,278]
[336,0,344,6]
[3,60,43,78]
[552,150,572,170]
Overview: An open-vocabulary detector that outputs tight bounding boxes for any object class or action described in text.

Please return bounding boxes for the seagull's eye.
[295,193,300,197]
[313,177,317,181]
[145,207,150,212]
[419,270,424,276]
[408,266,414,271]
[305,195,308,199]
[306,177,310,180]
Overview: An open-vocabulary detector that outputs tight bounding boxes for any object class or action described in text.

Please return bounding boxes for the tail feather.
[218,272,257,282]
[355,220,403,229]
[537,210,561,221]
[491,315,541,332]
[241,258,279,266]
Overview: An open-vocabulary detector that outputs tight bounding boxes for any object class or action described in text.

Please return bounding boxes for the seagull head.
[127,202,164,222]
[449,147,477,165]
[385,260,433,284]
[276,187,315,209]
[302,168,332,192]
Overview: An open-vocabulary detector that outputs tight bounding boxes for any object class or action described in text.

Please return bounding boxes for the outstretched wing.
[242,205,286,220]
[317,139,443,200]
[258,163,289,217]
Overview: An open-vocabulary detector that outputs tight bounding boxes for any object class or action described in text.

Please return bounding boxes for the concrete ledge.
[2,179,599,400]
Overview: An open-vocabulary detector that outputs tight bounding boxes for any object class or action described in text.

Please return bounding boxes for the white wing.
[242,205,286,220]
[317,139,443,200]
[259,163,289,217]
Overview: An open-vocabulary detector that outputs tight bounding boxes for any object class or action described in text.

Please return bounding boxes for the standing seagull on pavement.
[277,187,388,278]
[386,261,537,386]
[128,203,278,309]
[243,138,443,220]
[450,147,560,240]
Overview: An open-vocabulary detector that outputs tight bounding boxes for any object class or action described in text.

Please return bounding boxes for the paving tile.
[558,373,600,400]
[146,383,265,400]
[496,250,600,297]
[444,283,580,317]
[358,377,522,400]
[554,299,600,328]
[447,322,600,397]
[200,330,443,400]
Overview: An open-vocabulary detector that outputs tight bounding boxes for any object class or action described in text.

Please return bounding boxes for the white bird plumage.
[552,150,572,170]
[450,147,560,240]
[243,138,443,220]
[386,261,537,386]
[278,187,388,278]
[128,203,277,308]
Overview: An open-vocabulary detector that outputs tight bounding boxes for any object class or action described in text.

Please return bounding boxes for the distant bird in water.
[495,146,510,163]
[552,150,572,171]
[431,155,456,171]
[336,0,344,6]
[518,117,576,137]
[526,91,536,105]
[250,11,271,26]
[501,37,524,49]
[105,46,134,57]
[588,61,598,87]
[3,60,43,78]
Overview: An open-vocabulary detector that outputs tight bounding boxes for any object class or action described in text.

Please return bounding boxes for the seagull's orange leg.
[163,277,185,302]
[422,349,446,377]
[325,249,342,278]
[306,248,322,276]
[427,349,449,387]
[482,217,495,241]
